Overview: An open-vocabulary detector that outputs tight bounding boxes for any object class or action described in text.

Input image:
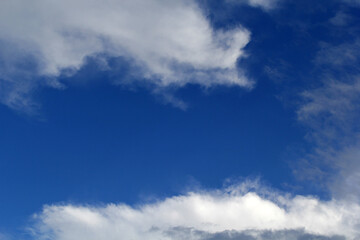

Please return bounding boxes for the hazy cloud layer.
[31,183,358,240]
[296,35,360,199]
[164,228,345,240]
[0,0,253,112]
[0,233,8,240]
[297,78,360,146]
[343,0,360,6]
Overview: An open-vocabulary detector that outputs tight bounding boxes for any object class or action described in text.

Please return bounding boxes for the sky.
[1,0,360,239]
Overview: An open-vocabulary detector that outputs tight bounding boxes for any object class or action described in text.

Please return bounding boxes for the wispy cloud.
[247,0,281,10]
[0,0,255,113]
[0,233,12,240]
[295,35,360,199]
[30,182,359,240]
[226,0,281,11]
[297,78,360,145]
[330,11,352,26]
[343,0,360,6]
[315,40,360,69]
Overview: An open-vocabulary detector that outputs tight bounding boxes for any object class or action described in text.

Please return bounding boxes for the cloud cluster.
[31,183,359,240]
[0,0,254,112]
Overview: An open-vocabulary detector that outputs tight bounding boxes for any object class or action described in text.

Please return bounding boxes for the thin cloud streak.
[226,0,281,11]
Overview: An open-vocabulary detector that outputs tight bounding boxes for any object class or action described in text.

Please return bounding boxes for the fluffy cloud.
[0,0,253,112]
[31,183,359,240]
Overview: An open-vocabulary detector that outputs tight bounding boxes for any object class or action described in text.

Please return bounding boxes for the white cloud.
[0,0,253,112]
[226,0,280,10]
[30,183,359,240]
[247,0,280,10]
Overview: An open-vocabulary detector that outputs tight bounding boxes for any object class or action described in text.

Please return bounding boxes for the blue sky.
[1,0,360,239]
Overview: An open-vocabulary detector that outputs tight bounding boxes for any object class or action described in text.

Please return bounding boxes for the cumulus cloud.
[30,183,359,240]
[0,0,252,112]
